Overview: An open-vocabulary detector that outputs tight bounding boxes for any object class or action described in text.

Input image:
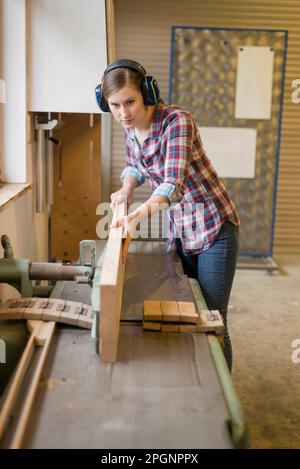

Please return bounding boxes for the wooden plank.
[178,301,198,324]
[0,299,27,320]
[143,300,198,332]
[77,306,93,329]
[143,321,161,331]
[143,301,223,334]
[161,323,179,333]
[60,300,83,326]
[199,310,224,335]
[0,320,55,448]
[161,301,180,322]
[99,203,126,362]
[143,300,162,322]
[0,297,92,329]
[179,324,198,333]
[41,300,63,322]
[10,321,56,448]
[25,298,46,321]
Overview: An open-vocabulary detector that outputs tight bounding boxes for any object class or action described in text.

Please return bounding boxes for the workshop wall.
[0,191,48,261]
[112,0,300,254]
[170,27,286,256]
[51,113,101,262]
[0,1,48,308]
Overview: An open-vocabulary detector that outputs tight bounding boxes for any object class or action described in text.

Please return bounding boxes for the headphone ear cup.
[143,75,160,106]
[95,83,110,112]
[100,96,110,113]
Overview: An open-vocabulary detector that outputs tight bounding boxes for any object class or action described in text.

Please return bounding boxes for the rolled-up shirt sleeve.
[120,140,145,186]
[120,165,145,185]
[152,113,193,206]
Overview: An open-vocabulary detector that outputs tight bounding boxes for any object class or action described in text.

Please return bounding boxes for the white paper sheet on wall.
[235,46,274,120]
[198,127,257,179]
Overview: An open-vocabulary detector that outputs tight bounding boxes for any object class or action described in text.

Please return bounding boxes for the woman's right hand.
[110,187,133,210]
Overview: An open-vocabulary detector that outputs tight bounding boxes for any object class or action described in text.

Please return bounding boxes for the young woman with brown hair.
[95,59,239,370]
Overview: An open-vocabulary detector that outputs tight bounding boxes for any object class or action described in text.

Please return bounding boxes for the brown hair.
[101,68,144,101]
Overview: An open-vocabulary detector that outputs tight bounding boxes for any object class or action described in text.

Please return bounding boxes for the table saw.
[0,238,247,449]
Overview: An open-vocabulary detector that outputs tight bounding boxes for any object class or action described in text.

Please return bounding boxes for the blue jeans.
[175,221,239,371]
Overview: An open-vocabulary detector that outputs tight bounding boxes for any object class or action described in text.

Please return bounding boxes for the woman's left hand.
[110,215,135,263]
[110,214,134,233]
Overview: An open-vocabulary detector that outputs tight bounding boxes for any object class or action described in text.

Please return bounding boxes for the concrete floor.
[230,255,300,448]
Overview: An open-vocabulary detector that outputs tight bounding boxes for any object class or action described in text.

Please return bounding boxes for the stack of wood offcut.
[143,300,224,334]
[0,297,92,329]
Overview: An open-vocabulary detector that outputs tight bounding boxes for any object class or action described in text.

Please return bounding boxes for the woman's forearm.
[128,195,169,223]
[122,174,139,192]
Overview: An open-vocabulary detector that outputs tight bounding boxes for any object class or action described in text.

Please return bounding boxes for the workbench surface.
[22,242,234,448]
[23,327,232,449]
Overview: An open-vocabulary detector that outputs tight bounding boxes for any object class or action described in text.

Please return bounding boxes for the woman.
[96,59,239,371]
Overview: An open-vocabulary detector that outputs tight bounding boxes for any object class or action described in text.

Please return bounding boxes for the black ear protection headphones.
[95,59,160,112]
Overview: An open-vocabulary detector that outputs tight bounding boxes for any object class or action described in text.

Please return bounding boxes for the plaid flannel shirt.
[120,100,239,255]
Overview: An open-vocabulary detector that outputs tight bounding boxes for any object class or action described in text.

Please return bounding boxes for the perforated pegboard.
[170,27,287,256]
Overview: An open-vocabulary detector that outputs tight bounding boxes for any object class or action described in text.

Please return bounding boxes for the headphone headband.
[103,59,147,79]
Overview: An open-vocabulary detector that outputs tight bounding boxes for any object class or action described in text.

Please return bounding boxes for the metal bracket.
[35,115,65,131]
[34,115,65,212]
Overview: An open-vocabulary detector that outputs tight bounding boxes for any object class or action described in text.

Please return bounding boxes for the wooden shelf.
[0,183,31,211]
